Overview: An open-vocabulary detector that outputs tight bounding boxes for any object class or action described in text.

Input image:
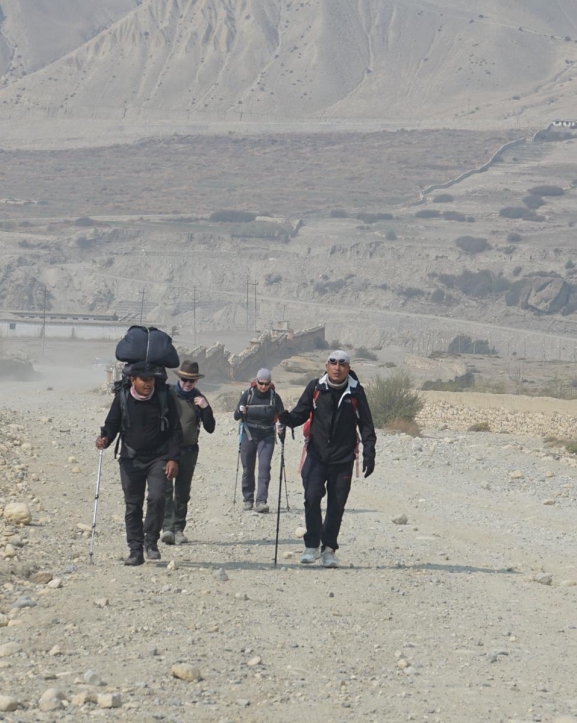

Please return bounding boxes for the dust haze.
[1,2,577,722]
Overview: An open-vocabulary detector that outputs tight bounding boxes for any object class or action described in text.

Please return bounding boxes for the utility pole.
[193,286,197,347]
[139,288,146,325]
[246,277,258,332]
[41,285,47,357]
[253,278,258,332]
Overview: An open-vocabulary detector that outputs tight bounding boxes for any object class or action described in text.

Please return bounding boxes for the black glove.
[362,458,375,478]
[278,410,292,427]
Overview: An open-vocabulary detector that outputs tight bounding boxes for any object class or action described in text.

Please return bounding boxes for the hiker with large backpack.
[279,350,376,568]
[95,325,183,567]
[233,368,285,513]
[161,360,215,546]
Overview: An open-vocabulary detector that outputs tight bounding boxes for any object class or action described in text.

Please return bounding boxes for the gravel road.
[1,377,577,723]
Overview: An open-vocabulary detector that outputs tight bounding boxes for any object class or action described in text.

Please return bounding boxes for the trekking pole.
[282,445,290,512]
[233,423,243,505]
[89,450,104,565]
[274,440,285,567]
[282,428,294,511]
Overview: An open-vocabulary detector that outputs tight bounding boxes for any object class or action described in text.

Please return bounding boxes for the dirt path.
[1,381,577,722]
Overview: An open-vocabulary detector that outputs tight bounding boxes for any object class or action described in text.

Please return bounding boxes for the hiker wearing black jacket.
[161,360,215,546]
[279,350,376,568]
[233,368,285,513]
[96,362,183,566]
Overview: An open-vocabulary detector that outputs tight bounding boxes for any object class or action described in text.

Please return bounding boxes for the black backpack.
[115,326,180,368]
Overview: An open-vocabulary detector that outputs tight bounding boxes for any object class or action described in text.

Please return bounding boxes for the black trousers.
[301,453,353,551]
[163,446,198,533]
[119,457,168,553]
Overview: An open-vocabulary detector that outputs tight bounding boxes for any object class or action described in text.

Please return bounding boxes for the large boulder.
[519,276,570,314]
[4,502,32,525]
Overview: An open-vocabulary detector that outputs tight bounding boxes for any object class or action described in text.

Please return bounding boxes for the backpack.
[242,382,277,441]
[299,384,361,476]
[115,325,180,368]
[112,365,171,457]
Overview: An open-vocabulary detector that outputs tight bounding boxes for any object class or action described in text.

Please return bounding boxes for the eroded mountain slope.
[0,0,576,126]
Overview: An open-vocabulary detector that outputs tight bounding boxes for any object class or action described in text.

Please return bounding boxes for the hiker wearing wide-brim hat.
[176,360,205,381]
[233,368,285,513]
[160,360,215,546]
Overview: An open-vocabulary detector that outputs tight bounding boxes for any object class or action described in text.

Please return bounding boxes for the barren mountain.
[1,0,577,129]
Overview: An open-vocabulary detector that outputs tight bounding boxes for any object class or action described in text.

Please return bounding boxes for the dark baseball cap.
[129,361,157,379]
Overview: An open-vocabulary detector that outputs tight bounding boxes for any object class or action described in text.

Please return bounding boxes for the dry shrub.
[468,421,491,432]
[366,370,423,428]
[384,418,421,437]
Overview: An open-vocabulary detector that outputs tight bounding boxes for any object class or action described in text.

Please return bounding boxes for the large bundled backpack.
[115,326,179,368]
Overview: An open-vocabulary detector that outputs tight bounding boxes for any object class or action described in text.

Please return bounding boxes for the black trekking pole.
[89,450,104,565]
[281,429,294,511]
[274,439,285,567]
[233,423,243,505]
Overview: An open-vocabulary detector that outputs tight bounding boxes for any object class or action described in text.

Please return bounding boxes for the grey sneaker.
[300,547,321,564]
[320,547,339,568]
[145,545,161,562]
[174,530,188,545]
[160,530,175,545]
[242,501,253,511]
[255,502,269,513]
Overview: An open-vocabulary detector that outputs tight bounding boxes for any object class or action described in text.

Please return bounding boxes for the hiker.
[233,368,285,513]
[279,350,376,568]
[161,360,215,545]
[95,361,183,566]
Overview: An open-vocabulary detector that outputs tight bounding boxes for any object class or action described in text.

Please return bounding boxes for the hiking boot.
[320,547,339,568]
[300,547,321,564]
[145,545,161,562]
[160,530,175,545]
[174,530,188,545]
[243,501,253,511]
[255,502,269,514]
[124,551,144,567]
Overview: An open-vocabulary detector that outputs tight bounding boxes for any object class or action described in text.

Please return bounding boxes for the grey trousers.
[240,433,275,504]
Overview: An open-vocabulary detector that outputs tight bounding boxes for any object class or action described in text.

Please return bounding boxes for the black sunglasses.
[256,380,271,385]
[328,358,349,366]
[180,378,197,384]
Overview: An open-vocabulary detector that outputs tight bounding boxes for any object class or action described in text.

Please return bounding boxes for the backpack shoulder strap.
[157,386,169,432]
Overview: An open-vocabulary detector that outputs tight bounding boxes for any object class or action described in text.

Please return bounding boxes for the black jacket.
[284,371,376,466]
[101,388,183,461]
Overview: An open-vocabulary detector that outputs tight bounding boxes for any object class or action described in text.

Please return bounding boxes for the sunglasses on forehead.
[328,358,349,366]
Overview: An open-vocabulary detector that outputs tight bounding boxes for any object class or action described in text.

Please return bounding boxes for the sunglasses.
[256,380,271,386]
[180,378,197,385]
[328,358,349,366]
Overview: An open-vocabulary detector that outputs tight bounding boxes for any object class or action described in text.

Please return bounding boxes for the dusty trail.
[1,379,577,722]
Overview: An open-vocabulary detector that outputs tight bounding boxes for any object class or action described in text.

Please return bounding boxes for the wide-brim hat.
[177,360,205,380]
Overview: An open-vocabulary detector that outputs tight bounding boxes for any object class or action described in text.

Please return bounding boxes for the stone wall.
[417,392,577,440]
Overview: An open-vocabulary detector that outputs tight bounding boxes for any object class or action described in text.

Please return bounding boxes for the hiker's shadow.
[184,538,295,547]
[399,563,518,575]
